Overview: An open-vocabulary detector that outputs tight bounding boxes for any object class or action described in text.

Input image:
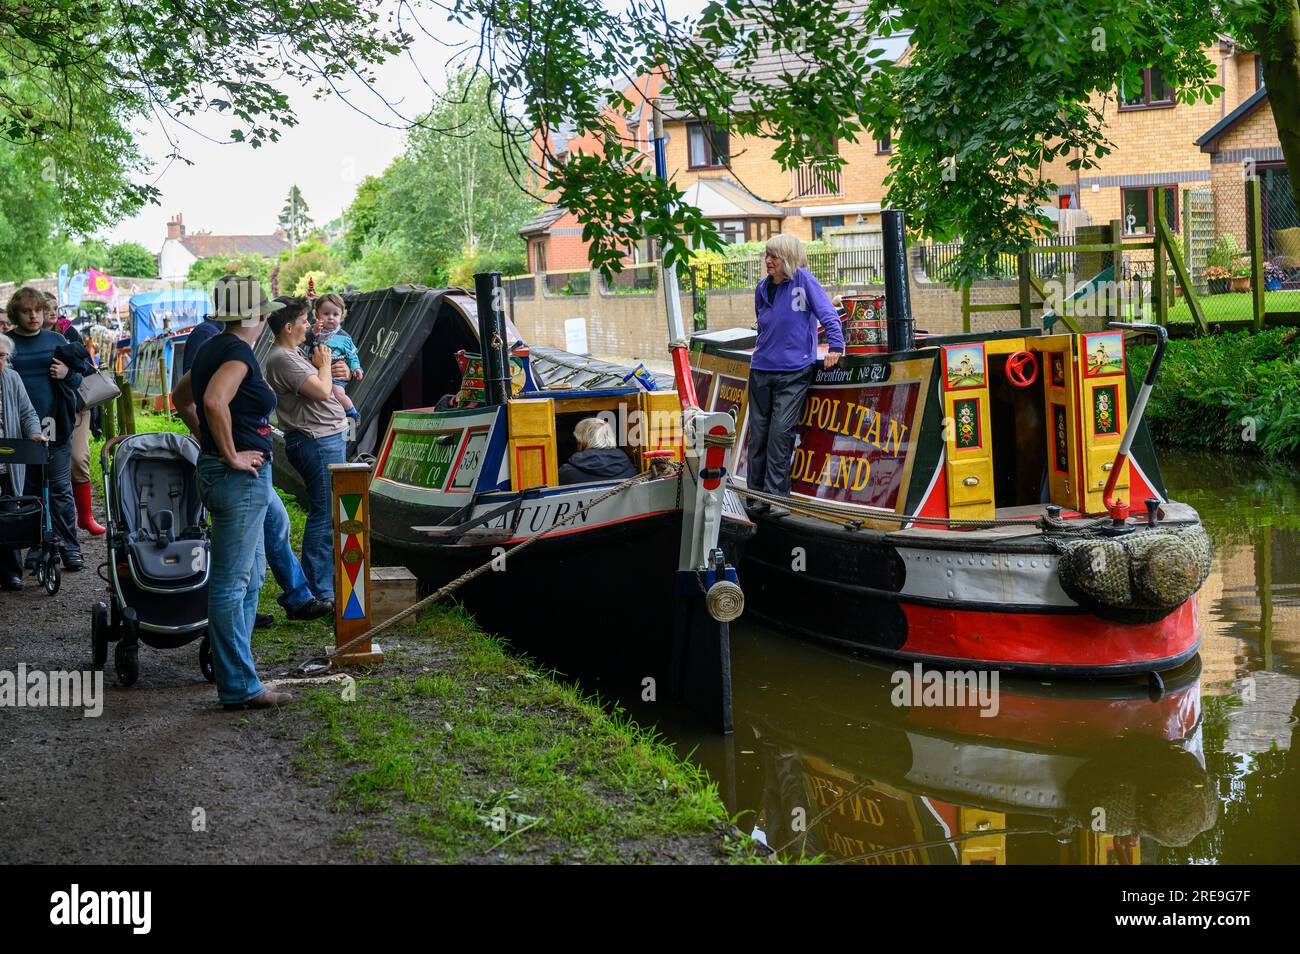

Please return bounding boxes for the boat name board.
[792,382,919,508]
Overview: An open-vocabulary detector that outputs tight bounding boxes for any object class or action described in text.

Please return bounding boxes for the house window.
[716,220,746,244]
[1121,185,1178,235]
[811,215,845,240]
[876,131,892,154]
[533,240,548,272]
[1119,68,1174,108]
[688,123,730,168]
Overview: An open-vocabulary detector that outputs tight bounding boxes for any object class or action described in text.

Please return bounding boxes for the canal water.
[648,447,1300,864]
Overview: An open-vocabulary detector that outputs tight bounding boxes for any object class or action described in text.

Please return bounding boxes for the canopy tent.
[128,288,209,358]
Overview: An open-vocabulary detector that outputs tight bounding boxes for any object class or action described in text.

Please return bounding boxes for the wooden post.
[1152,209,1168,327]
[1017,252,1032,328]
[115,374,136,435]
[102,394,117,442]
[1247,176,1266,331]
[330,461,383,665]
[961,283,971,333]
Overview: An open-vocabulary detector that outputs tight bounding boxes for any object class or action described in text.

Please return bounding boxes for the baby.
[313,293,363,419]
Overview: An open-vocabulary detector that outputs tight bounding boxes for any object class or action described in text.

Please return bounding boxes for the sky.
[107,0,705,253]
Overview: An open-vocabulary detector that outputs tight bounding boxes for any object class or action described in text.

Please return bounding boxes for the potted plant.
[1203,265,1230,294]
[1265,257,1285,291]
[1229,256,1252,293]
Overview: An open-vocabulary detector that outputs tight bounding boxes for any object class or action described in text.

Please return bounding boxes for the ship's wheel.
[1005,350,1039,388]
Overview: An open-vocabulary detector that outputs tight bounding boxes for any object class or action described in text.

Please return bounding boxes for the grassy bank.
[1129,328,1300,460]
[92,412,755,863]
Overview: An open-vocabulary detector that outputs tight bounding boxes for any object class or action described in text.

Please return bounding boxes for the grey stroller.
[92,432,213,686]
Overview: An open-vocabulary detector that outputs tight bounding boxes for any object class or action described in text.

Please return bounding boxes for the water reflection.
[669,448,1300,864]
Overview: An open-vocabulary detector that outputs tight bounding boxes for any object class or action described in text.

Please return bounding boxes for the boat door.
[1076,330,1130,513]
[1032,334,1085,513]
[940,343,995,521]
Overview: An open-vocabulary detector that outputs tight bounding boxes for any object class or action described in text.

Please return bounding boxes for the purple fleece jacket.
[752,267,844,372]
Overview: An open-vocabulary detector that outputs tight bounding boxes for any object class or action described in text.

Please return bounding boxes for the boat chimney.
[473,271,512,405]
[882,209,915,352]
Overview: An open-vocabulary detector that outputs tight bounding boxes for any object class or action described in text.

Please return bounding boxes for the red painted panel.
[898,597,1199,669]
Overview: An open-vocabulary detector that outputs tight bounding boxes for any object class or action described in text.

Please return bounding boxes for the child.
[313,294,363,419]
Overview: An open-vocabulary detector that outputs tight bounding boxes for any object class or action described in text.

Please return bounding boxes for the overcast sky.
[107,1,703,252]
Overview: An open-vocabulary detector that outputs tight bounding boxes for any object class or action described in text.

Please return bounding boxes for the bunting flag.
[87,268,115,297]
[65,272,88,309]
[57,264,69,306]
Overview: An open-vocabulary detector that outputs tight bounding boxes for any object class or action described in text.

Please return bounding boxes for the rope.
[288,462,678,676]
[730,483,1061,530]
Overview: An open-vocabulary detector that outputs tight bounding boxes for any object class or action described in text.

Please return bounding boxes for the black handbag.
[0,495,42,549]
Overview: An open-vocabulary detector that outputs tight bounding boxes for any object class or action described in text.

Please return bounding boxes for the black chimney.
[473,272,511,406]
[882,209,915,352]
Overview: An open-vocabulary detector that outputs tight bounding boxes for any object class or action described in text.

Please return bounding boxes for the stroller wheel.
[34,556,45,585]
[114,639,139,687]
[91,603,109,668]
[43,556,61,596]
[199,634,215,683]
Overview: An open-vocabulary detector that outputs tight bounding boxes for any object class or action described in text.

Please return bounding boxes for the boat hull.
[725,512,1201,676]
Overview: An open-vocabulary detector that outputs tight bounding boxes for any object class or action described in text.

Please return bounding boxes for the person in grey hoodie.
[0,333,45,589]
[559,417,637,485]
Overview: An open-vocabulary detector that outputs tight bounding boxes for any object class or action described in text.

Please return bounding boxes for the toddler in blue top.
[313,293,363,419]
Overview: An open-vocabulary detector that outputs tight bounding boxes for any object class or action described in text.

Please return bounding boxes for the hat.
[211,275,285,323]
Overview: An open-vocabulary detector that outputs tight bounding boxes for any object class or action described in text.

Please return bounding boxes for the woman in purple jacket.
[747,234,843,513]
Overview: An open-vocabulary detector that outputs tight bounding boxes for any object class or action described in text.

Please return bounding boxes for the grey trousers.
[746,367,814,497]
[23,440,80,559]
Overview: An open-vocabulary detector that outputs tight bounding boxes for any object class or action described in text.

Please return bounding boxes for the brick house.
[522,72,664,273]
[1196,87,1300,273]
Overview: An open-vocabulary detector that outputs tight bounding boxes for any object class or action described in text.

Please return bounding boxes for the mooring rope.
[728,483,1081,531]
[287,461,680,677]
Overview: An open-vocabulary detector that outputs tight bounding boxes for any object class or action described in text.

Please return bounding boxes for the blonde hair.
[765,233,807,282]
[574,417,616,449]
[314,293,347,318]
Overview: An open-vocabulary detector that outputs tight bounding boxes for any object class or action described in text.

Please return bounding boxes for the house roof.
[518,205,568,238]
[177,234,290,259]
[657,3,909,118]
[1197,86,1270,151]
[681,177,784,218]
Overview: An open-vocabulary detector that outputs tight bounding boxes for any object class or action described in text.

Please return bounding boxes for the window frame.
[1118,68,1175,111]
[1120,185,1179,237]
[876,131,892,154]
[687,122,730,169]
[533,240,548,272]
[811,215,846,241]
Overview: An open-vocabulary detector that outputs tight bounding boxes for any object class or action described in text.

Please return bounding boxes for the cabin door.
[1032,335,1085,513]
[1076,331,1130,513]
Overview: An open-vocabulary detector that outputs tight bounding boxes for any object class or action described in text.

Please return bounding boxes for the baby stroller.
[92,432,213,687]
[0,438,62,595]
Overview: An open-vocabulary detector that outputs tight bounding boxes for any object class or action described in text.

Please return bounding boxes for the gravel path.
[0,521,344,864]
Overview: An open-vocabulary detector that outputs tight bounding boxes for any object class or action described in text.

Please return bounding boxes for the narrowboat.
[267,277,745,731]
[691,211,1211,677]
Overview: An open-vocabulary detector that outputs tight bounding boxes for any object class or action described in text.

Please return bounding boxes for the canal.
[651,447,1300,864]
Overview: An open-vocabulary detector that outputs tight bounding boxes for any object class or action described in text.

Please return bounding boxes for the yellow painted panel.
[1080,360,1130,512]
[1033,334,1084,512]
[947,456,993,507]
[639,390,684,464]
[507,398,557,491]
[959,808,1006,865]
[943,386,994,520]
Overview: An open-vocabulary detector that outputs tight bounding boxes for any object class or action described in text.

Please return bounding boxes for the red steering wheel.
[1005,350,1039,388]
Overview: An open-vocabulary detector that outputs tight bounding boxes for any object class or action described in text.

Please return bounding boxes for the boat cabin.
[690,325,1166,522]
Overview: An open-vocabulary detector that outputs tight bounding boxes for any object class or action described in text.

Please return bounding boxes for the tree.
[340,69,539,287]
[442,0,1300,282]
[106,242,157,278]
[186,255,274,290]
[279,186,313,257]
[1,0,411,260]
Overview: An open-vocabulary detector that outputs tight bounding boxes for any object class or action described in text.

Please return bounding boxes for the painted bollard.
[329,461,384,665]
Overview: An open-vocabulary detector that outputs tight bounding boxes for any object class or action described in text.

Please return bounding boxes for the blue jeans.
[196,455,269,704]
[284,429,346,602]
[264,487,314,612]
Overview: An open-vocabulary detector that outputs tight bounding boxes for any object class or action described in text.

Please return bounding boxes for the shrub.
[1207,234,1241,270]
[106,242,157,278]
